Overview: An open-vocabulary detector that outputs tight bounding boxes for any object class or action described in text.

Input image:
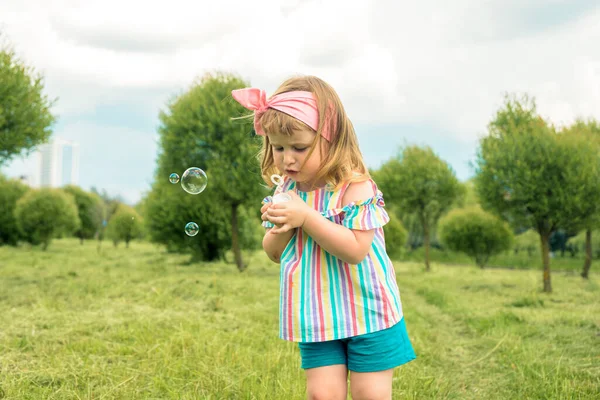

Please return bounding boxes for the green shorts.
[298,317,416,372]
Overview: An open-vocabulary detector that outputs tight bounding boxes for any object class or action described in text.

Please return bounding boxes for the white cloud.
[3,0,597,136]
[1,0,600,201]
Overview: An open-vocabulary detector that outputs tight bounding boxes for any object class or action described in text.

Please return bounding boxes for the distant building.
[35,138,80,188]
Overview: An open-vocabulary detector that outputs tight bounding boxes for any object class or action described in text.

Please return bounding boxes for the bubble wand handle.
[271,174,291,204]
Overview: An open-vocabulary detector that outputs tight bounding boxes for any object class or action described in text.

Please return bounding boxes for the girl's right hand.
[261,202,272,222]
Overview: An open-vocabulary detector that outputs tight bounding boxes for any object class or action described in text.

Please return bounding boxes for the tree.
[146,71,267,270]
[473,94,600,292]
[560,118,600,279]
[375,145,464,270]
[0,36,56,167]
[105,204,143,248]
[438,206,513,268]
[62,185,104,244]
[14,188,80,250]
[0,174,30,245]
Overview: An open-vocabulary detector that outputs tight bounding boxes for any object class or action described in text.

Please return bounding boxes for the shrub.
[105,204,143,248]
[62,185,104,243]
[14,188,81,250]
[514,229,539,256]
[438,206,513,268]
[383,211,408,259]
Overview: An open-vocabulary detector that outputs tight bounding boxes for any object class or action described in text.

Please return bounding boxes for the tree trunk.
[540,233,552,293]
[582,228,592,279]
[423,222,431,271]
[231,203,246,272]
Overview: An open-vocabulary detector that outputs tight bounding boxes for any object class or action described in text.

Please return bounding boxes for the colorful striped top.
[262,175,404,343]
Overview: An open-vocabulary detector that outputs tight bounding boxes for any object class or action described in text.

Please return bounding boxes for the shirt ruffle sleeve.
[322,190,390,230]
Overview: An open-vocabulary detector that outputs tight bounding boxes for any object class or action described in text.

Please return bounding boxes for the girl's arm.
[300,180,376,265]
[262,228,295,263]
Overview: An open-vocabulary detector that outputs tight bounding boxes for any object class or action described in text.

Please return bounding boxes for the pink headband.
[231,87,333,141]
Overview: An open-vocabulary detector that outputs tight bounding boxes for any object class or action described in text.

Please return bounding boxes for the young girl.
[232,75,416,400]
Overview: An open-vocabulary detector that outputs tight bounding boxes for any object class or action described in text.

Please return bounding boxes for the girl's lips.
[286,170,298,175]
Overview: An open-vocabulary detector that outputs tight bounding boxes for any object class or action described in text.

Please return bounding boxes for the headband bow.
[231,87,333,141]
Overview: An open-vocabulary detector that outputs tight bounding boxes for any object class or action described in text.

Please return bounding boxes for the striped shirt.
[263,176,404,342]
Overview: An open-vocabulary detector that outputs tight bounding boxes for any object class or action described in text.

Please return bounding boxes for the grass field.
[399,246,590,272]
[0,239,598,399]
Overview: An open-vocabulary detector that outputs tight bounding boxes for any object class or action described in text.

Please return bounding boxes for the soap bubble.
[185,222,199,237]
[181,167,208,194]
[169,173,180,184]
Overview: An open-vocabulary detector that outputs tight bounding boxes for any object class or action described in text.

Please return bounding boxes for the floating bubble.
[181,167,208,195]
[169,173,180,184]
[185,222,199,237]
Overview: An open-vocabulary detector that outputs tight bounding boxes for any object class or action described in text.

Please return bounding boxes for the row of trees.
[374,96,600,292]
[0,35,145,250]
[0,175,143,249]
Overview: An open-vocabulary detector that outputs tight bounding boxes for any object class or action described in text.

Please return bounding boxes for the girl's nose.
[283,151,295,165]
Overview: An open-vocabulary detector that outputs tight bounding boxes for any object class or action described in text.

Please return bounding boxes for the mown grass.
[0,239,598,399]
[399,246,589,272]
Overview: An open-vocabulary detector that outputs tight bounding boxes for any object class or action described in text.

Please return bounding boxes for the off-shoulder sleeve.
[322,190,390,230]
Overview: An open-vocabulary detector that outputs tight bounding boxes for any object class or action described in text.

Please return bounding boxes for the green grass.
[400,246,590,271]
[0,239,598,399]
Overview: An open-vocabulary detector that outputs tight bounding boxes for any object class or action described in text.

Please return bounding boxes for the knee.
[350,385,391,400]
[307,387,347,400]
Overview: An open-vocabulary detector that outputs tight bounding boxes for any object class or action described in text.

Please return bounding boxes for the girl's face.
[268,129,325,191]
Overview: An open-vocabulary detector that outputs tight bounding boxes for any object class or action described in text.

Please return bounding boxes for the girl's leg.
[349,368,394,400]
[305,364,348,400]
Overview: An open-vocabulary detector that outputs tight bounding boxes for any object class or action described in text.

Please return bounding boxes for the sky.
[1,0,599,205]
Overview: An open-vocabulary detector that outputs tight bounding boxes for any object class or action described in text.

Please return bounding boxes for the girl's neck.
[295,179,327,192]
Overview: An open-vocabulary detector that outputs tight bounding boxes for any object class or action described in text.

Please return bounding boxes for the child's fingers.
[271,223,291,234]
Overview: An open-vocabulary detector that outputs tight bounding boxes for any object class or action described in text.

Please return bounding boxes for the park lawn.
[399,246,590,272]
[0,239,598,399]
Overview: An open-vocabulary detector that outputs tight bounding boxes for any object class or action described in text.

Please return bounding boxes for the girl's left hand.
[266,191,313,234]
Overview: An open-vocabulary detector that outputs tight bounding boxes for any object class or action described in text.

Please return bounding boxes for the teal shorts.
[298,317,416,372]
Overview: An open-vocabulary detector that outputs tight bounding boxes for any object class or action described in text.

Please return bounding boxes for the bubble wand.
[271,174,291,204]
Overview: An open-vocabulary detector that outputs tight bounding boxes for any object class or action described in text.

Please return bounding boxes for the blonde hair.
[255,75,369,190]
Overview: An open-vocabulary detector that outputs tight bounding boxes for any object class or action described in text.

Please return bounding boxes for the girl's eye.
[294,147,307,152]
[273,146,283,152]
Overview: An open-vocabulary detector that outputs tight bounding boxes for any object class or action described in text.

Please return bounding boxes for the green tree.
[438,206,513,268]
[375,145,464,270]
[105,204,143,248]
[146,71,267,270]
[0,174,30,245]
[560,117,600,279]
[14,188,80,250]
[473,94,600,292]
[0,36,56,166]
[62,185,104,244]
